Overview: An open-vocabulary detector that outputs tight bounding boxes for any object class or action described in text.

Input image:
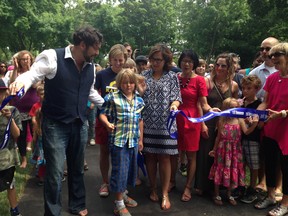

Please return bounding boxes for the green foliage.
[0,0,287,67]
[118,0,178,55]
[180,0,252,65]
[0,0,74,56]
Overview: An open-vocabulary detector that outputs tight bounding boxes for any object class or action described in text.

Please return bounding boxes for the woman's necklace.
[179,72,192,88]
[215,78,228,89]
[179,77,190,88]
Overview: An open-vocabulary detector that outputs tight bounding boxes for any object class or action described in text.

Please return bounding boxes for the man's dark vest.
[42,48,94,124]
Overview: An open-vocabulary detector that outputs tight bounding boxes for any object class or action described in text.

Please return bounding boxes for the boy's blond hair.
[116,69,138,92]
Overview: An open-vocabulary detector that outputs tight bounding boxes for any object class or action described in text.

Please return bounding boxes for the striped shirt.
[100,90,145,148]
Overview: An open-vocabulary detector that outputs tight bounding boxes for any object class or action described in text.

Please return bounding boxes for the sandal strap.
[229,196,235,201]
[215,196,222,201]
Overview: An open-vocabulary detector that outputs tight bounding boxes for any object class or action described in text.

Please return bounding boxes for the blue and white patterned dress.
[141,69,182,155]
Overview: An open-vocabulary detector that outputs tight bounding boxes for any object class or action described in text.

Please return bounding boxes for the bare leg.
[169,154,178,191]
[99,144,110,184]
[158,154,171,210]
[181,151,196,201]
[250,169,258,189]
[145,153,159,201]
[20,156,27,168]
[7,188,18,209]
[213,184,223,205]
[275,166,282,194]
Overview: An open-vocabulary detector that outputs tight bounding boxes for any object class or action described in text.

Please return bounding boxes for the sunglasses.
[269,51,286,59]
[0,65,6,68]
[260,47,271,52]
[216,63,227,68]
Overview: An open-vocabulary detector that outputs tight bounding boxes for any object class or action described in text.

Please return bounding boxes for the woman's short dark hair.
[178,49,199,70]
[73,26,103,47]
[148,43,173,72]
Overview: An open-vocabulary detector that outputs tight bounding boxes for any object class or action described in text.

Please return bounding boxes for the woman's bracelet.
[281,110,287,118]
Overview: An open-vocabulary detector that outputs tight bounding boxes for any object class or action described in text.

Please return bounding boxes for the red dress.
[176,75,208,151]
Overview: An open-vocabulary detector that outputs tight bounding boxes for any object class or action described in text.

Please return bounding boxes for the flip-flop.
[228,196,237,206]
[213,196,223,206]
[161,195,171,210]
[149,190,159,202]
[181,187,191,202]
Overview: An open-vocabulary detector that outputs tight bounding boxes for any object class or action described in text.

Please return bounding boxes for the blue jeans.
[87,107,96,141]
[42,116,88,216]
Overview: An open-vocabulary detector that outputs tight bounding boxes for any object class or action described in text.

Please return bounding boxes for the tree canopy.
[0,0,287,67]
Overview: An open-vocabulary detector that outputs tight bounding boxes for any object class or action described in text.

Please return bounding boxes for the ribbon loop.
[167,108,268,139]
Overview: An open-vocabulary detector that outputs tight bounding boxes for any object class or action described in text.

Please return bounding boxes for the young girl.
[208,97,259,206]
[99,69,145,216]
[30,109,45,186]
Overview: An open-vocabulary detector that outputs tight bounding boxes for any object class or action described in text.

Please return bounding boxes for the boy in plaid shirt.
[100,69,145,216]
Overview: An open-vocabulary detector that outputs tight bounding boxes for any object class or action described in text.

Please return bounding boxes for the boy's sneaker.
[268,205,288,216]
[179,163,187,176]
[240,187,257,204]
[89,139,96,146]
[99,183,109,197]
[123,192,138,207]
[231,186,245,199]
[10,211,22,216]
[114,206,131,216]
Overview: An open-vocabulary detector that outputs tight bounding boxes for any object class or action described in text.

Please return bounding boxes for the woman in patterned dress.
[141,44,182,210]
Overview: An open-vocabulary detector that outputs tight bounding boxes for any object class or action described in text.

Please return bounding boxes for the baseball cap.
[135,55,148,64]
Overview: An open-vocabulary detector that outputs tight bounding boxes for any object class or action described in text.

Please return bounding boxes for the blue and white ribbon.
[167,108,268,139]
[0,88,25,149]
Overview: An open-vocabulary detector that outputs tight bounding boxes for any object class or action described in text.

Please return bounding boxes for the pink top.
[263,72,288,155]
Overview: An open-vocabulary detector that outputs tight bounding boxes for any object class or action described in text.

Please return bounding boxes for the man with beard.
[9,26,104,216]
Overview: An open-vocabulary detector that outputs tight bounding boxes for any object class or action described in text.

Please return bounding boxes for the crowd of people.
[0,25,287,216]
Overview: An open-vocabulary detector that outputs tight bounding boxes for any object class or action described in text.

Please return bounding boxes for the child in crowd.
[99,69,145,216]
[195,59,207,77]
[30,109,45,186]
[208,97,259,206]
[124,58,137,73]
[239,75,262,204]
[0,78,22,216]
[29,84,45,185]
[29,84,44,132]
[95,44,128,198]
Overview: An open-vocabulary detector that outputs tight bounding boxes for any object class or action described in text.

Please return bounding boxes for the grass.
[0,157,33,216]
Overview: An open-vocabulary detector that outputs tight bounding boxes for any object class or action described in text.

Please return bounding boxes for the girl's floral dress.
[209,123,245,189]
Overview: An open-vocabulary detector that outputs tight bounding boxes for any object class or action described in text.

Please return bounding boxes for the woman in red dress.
[176,49,219,201]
